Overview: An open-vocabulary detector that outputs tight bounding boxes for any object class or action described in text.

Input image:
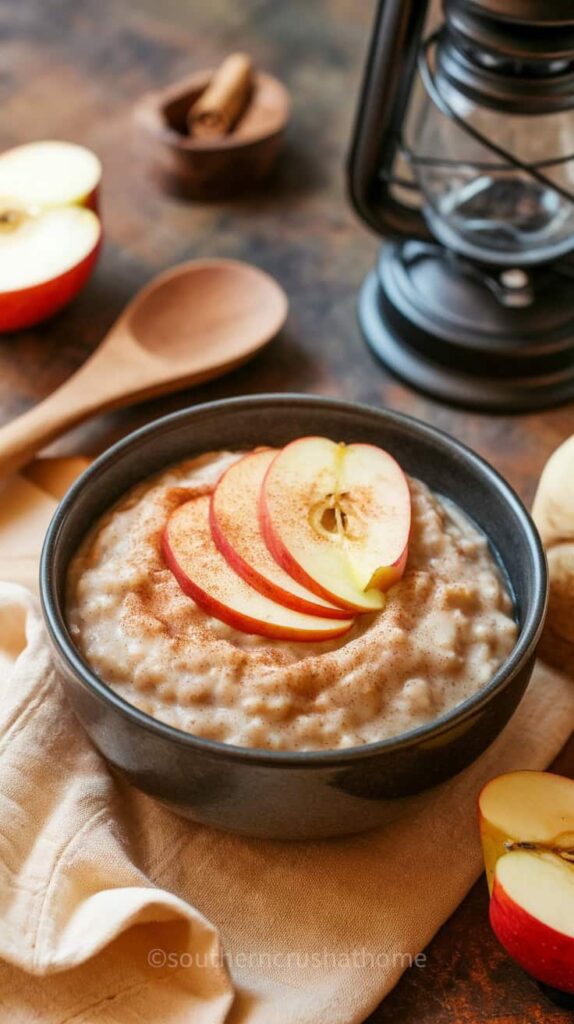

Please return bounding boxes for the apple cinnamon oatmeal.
[66,450,517,751]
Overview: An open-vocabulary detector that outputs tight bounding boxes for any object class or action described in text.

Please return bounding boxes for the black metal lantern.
[349,0,574,411]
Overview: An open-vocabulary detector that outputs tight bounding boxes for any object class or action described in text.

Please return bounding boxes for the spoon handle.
[0,371,105,478]
[0,336,147,477]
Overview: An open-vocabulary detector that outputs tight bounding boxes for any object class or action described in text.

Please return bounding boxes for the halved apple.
[163,494,354,642]
[210,449,349,619]
[480,770,574,994]
[490,851,574,994]
[260,436,411,612]
[0,141,102,331]
[479,770,574,892]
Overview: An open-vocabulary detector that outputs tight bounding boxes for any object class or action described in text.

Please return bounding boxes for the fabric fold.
[0,584,234,1023]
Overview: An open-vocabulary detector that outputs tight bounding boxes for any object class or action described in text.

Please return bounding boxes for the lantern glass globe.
[411,80,574,266]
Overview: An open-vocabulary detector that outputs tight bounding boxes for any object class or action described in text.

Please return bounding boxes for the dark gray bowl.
[40,395,547,839]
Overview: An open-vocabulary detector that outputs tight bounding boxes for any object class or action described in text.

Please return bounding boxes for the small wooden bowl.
[135,70,290,200]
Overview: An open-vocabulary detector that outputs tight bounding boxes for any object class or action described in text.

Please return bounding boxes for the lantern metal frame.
[348,0,574,412]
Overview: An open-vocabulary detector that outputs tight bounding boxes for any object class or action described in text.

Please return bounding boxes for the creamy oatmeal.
[66,451,517,751]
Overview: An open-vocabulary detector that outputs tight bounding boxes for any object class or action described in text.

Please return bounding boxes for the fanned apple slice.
[163,495,354,642]
[210,449,349,619]
[260,436,411,612]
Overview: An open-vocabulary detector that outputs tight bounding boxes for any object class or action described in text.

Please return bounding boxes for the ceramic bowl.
[40,395,547,839]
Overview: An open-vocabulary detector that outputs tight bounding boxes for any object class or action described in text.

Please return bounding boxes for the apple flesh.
[163,494,354,642]
[0,141,101,212]
[210,449,349,619]
[490,851,574,994]
[260,436,411,612]
[0,141,102,331]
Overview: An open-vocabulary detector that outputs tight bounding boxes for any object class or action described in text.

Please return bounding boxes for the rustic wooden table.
[1,0,572,1020]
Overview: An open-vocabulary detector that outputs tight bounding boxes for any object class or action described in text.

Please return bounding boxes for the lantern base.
[359,242,574,412]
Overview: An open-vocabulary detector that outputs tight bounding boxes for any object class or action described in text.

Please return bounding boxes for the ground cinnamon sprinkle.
[66,450,517,751]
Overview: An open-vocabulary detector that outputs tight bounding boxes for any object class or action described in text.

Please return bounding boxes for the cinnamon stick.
[188,53,253,139]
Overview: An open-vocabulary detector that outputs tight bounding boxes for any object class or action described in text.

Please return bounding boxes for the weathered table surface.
[1,0,572,1020]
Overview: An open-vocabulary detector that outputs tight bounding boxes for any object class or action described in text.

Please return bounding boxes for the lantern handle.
[348,0,433,241]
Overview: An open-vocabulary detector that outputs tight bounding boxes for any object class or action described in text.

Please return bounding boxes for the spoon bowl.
[130,260,285,363]
[0,258,287,477]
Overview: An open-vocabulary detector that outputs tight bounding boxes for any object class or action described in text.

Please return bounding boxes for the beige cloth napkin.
[0,458,573,1024]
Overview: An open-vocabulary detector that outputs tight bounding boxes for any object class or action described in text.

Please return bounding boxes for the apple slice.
[210,449,349,619]
[0,206,101,332]
[0,141,101,212]
[260,436,411,612]
[490,851,574,994]
[479,770,574,892]
[163,494,354,641]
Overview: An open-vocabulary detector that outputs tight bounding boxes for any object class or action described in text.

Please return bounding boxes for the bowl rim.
[40,393,548,768]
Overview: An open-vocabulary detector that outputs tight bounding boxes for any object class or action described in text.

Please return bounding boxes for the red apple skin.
[209,492,350,621]
[0,232,101,333]
[162,524,353,643]
[490,877,574,994]
[259,485,408,614]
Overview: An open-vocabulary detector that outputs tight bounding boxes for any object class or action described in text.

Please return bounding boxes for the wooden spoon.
[0,258,288,477]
